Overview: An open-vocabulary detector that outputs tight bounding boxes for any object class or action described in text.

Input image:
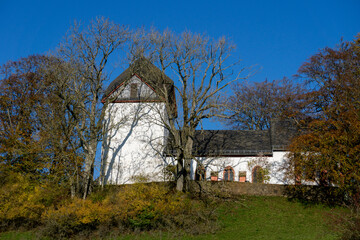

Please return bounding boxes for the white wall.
[191,152,289,184]
[101,101,168,184]
[112,75,158,100]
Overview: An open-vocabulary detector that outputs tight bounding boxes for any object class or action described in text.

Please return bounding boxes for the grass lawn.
[0,196,344,240]
[199,196,341,240]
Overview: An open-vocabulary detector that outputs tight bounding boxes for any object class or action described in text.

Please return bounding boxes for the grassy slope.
[199,196,340,240]
[0,196,343,240]
[115,196,342,240]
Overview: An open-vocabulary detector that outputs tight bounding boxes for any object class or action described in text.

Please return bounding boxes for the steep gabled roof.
[102,58,176,108]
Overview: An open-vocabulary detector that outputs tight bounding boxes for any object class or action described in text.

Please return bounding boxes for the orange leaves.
[286,36,360,195]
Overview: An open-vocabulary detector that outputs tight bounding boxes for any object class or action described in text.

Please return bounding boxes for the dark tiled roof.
[165,120,297,157]
[192,130,272,156]
[270,119,297,150]
[102,58,176,109]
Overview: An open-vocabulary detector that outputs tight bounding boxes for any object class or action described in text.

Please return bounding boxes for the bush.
[103,183,187,230]
[0,177,221,239]
[39,182,219,238]
[0,172,68,230]
[284,184,346,206]
[41,197,114,238]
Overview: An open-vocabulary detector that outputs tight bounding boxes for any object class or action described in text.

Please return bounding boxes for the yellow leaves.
[104,183,186,221]
[0,175,195,236]
[43,198,114,226]
[0,173,45,222]
[39,183,187,231]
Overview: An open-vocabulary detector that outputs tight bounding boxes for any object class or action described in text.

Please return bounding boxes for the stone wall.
[189,181,286,196]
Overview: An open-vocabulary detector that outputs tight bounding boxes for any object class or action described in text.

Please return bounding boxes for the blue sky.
[1,0,359,82]
[1,0,359,121]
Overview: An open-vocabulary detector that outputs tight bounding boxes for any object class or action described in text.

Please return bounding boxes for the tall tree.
[55,17,129,198]
[0,55,50,177]
[224,77,306,130]
[41,58,85,196]
[130,30,248,191]
[285,35,360,203]
[0,55,80,186]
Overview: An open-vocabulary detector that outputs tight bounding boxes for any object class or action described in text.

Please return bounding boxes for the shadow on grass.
[284,185,346,207]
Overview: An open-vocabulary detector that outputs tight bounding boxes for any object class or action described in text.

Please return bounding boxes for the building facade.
[101,59,295,185]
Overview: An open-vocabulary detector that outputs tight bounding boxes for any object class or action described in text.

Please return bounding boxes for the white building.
[101,59,296,185]
[187,120,296,184]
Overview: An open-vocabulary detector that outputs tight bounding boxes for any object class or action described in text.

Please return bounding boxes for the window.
[223,166,234,181]
[239,171,246,182]
[130,83,138,99]
[210,171,218,181]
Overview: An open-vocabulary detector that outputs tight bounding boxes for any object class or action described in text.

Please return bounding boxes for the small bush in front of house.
[327,194,360,240]
[338,212,360,240]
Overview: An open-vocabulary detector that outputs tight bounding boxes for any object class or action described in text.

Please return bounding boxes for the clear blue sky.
[1,0,359,83]
[1,0,359,79]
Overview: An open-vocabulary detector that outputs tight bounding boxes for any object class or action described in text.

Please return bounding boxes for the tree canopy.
[285,35,360,203]
[223,77,306,130]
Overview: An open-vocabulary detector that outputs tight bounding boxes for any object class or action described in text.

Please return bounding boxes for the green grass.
[112,196,343,240]
[202,196,341,240]
[0,231,39,240]
[0,196,344,240]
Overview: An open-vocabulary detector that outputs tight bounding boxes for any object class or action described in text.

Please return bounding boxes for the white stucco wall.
[101,101,168,184]
[111,75,159,101]
[268,151,289,184]
[190,151,289,184]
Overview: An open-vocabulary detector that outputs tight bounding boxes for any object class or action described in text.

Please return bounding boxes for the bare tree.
[223,78,306,130]
[41,58,86,197]
[130,29,248,191]
[55,17,129,198]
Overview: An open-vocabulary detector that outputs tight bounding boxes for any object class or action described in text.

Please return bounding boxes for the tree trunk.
[82,141,97,199]
[183,157,191,192]
[182,133,194,192]
[176,157,191,192]
[176,157,184,191]
[175,133,194,192]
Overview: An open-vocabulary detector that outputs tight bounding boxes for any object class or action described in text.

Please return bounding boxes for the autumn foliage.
[0,173,217,238]
[285,35,360,205]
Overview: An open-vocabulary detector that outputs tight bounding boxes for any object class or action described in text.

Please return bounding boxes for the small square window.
[239,171,246,182]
